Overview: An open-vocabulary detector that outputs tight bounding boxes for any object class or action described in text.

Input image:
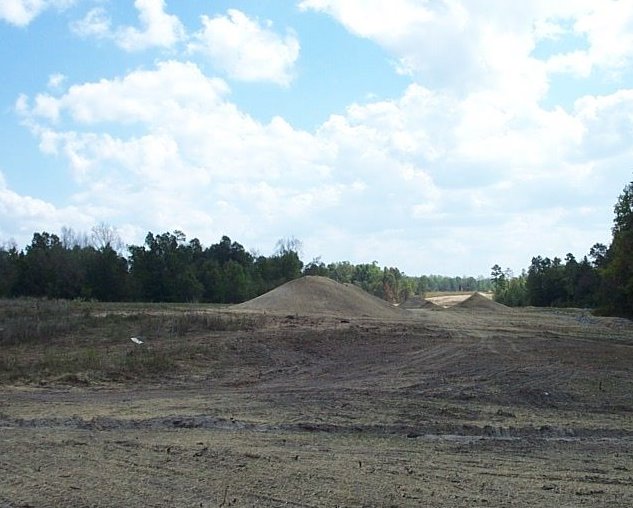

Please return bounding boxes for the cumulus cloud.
[29,60,230,125]
[299,0,633,101]
[17,61,339,247]
[544,2,633,78]
[47,73,66,90]
[17,52,633,272]
[115,0,184,51]
[189,9,300,85]
[299,0,519,94]
[71,0,184,51]
[0,0,74,26]
[573,90,633,160]
[0,170,94,243]
[10,1,633,273]
[71,7,111,39]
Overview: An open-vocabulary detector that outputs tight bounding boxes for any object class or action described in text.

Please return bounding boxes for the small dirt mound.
[400,296,441,310]
[236,276,406,318]
[452,292,509,312]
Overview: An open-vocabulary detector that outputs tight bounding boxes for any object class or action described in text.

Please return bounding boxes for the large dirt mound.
[400,295,441,310]
[236,276,405,318]
[452,292,509,312]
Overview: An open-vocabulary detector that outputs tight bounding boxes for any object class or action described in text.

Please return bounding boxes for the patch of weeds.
[0,343,178,383]
[135,312,268,340]
[0,299,265,383]
[116,348,176,377]
[0,353,20,375]
[0,308,76,345]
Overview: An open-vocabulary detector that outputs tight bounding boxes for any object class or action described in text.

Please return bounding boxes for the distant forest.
[492,177,633,318]
[3,177,631,317]
[0,228,491,305]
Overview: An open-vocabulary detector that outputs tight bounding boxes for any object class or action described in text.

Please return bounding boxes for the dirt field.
[1,280,633,506]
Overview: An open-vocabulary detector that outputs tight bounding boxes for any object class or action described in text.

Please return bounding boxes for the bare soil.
[452,292,510,312]
[426,292,495,308]
[236,276,406,318]
[1,280,633,507]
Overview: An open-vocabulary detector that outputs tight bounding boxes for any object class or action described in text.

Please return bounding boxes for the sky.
[1,0,633,277]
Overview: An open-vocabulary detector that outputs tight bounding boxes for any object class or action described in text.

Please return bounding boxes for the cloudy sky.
[2,0,632,276]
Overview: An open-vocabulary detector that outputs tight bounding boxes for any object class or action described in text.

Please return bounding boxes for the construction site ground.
[1,279,632,507]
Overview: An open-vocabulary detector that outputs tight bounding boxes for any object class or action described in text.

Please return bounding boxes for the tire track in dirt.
[3,414,633,440]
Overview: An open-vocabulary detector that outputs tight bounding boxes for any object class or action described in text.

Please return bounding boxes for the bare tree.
[61,226,90,249]
[275,236,303,256]
[91,222,124,253]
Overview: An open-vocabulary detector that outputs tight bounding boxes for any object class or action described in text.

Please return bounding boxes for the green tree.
[85,245,129,301]
[353,262,383,296]
[0,241,19,297]
[601,179,633,316]
[326,261,354,283]
[491,264,507,296]
[589,243,608,268]
[304,257,328,276]
[17,232,84,298]
[495,273,528,307]
[128,231,203,302]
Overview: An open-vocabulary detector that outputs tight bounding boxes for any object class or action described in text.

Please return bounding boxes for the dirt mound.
[236,276,405,318]
[452,292,509,312]
[400,296,441,310]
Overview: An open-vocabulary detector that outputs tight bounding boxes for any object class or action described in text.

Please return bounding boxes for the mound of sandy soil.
[400,295,441,310]
[236,276,406,318]
[452,292,509,312]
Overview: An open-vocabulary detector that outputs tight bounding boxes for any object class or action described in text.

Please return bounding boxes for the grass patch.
[0,344,178,383]
[0,298,266,345]
[0,298,268,384]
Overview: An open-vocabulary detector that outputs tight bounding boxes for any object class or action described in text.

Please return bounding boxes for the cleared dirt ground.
[1,279,633,507]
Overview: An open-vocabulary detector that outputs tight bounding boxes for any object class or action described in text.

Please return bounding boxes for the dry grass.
[0,298,266,383]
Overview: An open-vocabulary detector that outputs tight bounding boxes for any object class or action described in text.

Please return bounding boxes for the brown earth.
[399,295,441,310]
[426,292,495,308]
[236,275,406,318]
[451,291,510,312]
[1,285,633,507]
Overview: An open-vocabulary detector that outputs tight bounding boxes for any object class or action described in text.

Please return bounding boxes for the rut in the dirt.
[2,414,632,440]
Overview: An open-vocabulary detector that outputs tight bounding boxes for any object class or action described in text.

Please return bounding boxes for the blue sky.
[1,0,633,276]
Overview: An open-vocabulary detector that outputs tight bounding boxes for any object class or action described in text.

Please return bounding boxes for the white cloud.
[571,2,633,75]
[189,9,300,85]
[299,0,493,92]
[11,1,633,273]
[0,170,94,243]
[47,73,66,89]
[573,90,633,160]
[542,3,633,79]
[0,0,74,27]
[71,7,111,39]
[299,0,436,41]
[17,61,340,247]
[17,55,633,272]
[299,0,633,101]
[115,0,184,51]
[30,60,229,125]
[71,0,184,51]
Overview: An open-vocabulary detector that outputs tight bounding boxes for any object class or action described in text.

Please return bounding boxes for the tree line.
[0,227,490,304]
[305,259,491,302]
[492,177,633,317]
[0,230,304,304]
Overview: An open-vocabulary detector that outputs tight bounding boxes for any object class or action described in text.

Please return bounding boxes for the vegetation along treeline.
[492,177,633,317]
[0,228,491,305]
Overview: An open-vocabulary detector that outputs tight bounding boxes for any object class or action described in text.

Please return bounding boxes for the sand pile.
[452,292,509,312]
[236,276,405,318]
[400,296,441,310]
